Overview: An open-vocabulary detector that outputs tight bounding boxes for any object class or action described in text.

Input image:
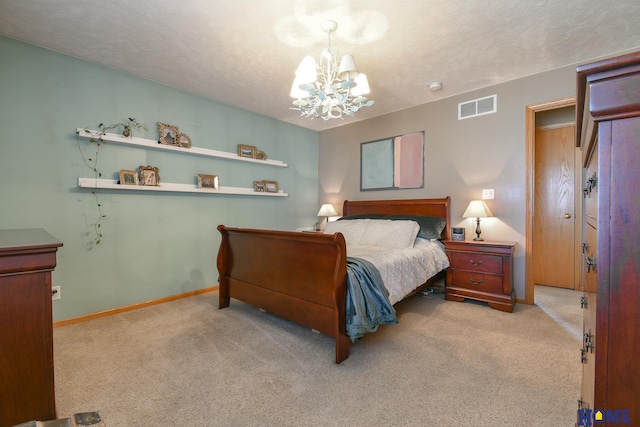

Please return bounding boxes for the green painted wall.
[0,36,318,321]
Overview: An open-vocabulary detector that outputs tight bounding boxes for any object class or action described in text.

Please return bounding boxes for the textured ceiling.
[1,0,640,132]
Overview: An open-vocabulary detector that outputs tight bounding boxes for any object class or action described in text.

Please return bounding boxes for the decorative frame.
[177,133,192,149]
[158,122,179,146]
[197,174,219,190]
[139,165,160,186]
[263,180,279,193]
[119,169,139,185]
[253,181,265,192]
[360,131,424,191]
[256,150,267,161]
[238,144,257,158]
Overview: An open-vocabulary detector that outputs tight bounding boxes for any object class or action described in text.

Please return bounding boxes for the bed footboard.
[217,225,350,363]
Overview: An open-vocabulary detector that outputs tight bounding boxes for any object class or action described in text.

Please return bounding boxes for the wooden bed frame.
[216,197,450,364]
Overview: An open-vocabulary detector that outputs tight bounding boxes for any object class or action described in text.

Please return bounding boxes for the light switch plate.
[482,188,495,199]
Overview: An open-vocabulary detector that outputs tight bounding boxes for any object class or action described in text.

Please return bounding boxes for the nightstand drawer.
[449,251,502,274]
[451,271,503,294]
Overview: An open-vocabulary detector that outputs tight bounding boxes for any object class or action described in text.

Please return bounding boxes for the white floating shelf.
[76,128,288,168]
[78,178,288,197]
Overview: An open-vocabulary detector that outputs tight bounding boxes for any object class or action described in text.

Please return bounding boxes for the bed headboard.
[341,197,451,240]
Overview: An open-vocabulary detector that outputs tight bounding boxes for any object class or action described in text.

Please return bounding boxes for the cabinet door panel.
[602,117,640,413]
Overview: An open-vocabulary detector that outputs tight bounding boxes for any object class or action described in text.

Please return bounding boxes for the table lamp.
[462,200,494,241]
[317,203,338,230]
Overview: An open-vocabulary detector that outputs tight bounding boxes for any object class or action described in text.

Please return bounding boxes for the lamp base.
[474,218,483,241]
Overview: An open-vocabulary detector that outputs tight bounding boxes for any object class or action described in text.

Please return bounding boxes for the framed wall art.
[253,181,265,192]
[197,174,219,190]
[238,144,257,158]
[177,133,192,149]
[119,169,139,185]
[360,131,424,191]
[158,122,178,146]
[263,180,279,193]
[139,165,160,186]
[256,150,267,160]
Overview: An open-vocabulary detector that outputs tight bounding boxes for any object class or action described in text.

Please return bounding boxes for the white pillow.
[323,220,368,246]
[359,219,420,249]
[325,219,420,249]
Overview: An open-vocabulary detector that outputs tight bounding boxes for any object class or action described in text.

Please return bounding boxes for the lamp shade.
[351,73,370,96]
[295,56,318,84]
[290,77,308,99]
[463,200,494,218]
[317,203,338,217]
[338,54,359,81]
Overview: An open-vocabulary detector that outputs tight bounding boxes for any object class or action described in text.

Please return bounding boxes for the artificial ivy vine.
[76,118,147,246]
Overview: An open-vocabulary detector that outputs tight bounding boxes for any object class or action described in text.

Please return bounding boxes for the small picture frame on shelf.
[238,144,257,158]
[158,122,178,146]
[256,150,267,161]
[197,174,219,190]
[253,180,265,192]
[264,180,279,193]
[119,169,139,185]
[177,133,192,149]
[139,165,160,186]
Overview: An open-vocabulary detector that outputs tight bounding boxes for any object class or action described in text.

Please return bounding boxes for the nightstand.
[443,240,516,312]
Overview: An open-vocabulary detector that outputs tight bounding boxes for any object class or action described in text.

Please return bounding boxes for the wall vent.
[458,94,497,120]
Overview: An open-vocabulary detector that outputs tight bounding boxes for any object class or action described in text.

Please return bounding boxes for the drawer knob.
[469,259,482,266]
[470,278,483,285]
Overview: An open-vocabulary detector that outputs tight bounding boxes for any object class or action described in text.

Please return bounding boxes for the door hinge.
[580,296,588,309]
[586,256,595,273]
[584,332,594,353]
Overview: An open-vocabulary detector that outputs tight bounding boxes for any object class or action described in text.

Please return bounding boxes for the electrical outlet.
[482,188,495,200]
[52,286,61,301]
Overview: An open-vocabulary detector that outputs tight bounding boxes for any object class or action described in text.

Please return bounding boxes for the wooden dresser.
[576,51,640,425]
[443,240,516,312]
[0,229,62,427]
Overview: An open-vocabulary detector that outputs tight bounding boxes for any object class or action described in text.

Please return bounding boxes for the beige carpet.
[53,286,582,426]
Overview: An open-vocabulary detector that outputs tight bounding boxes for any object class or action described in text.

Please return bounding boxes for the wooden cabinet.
[0,229,62,427]
[576,51,640,425]
[443,240,516,312]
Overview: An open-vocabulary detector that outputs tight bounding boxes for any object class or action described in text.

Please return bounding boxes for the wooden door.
[533,124,576,289]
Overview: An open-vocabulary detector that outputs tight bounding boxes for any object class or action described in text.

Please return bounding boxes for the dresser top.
[442,239,517,247]
[0,228,63,252]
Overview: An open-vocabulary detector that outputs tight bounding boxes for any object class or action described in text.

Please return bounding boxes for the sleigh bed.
[216,197,451,363]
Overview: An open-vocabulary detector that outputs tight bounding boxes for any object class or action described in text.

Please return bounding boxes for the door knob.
[564,213,572,219]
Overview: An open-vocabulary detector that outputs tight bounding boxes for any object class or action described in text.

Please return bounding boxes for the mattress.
[347,238,450,305]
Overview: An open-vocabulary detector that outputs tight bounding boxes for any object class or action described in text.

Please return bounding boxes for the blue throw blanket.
[346,257,398,341]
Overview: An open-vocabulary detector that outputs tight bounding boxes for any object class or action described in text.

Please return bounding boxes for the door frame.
[524,96,579,304]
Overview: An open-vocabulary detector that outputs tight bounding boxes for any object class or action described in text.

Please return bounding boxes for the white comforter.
[347,238,450,305]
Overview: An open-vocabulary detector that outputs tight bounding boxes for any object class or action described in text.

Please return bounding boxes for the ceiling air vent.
[458,94,497,120]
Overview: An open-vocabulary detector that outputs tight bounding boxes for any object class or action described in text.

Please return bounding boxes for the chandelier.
[290,20,374,121]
